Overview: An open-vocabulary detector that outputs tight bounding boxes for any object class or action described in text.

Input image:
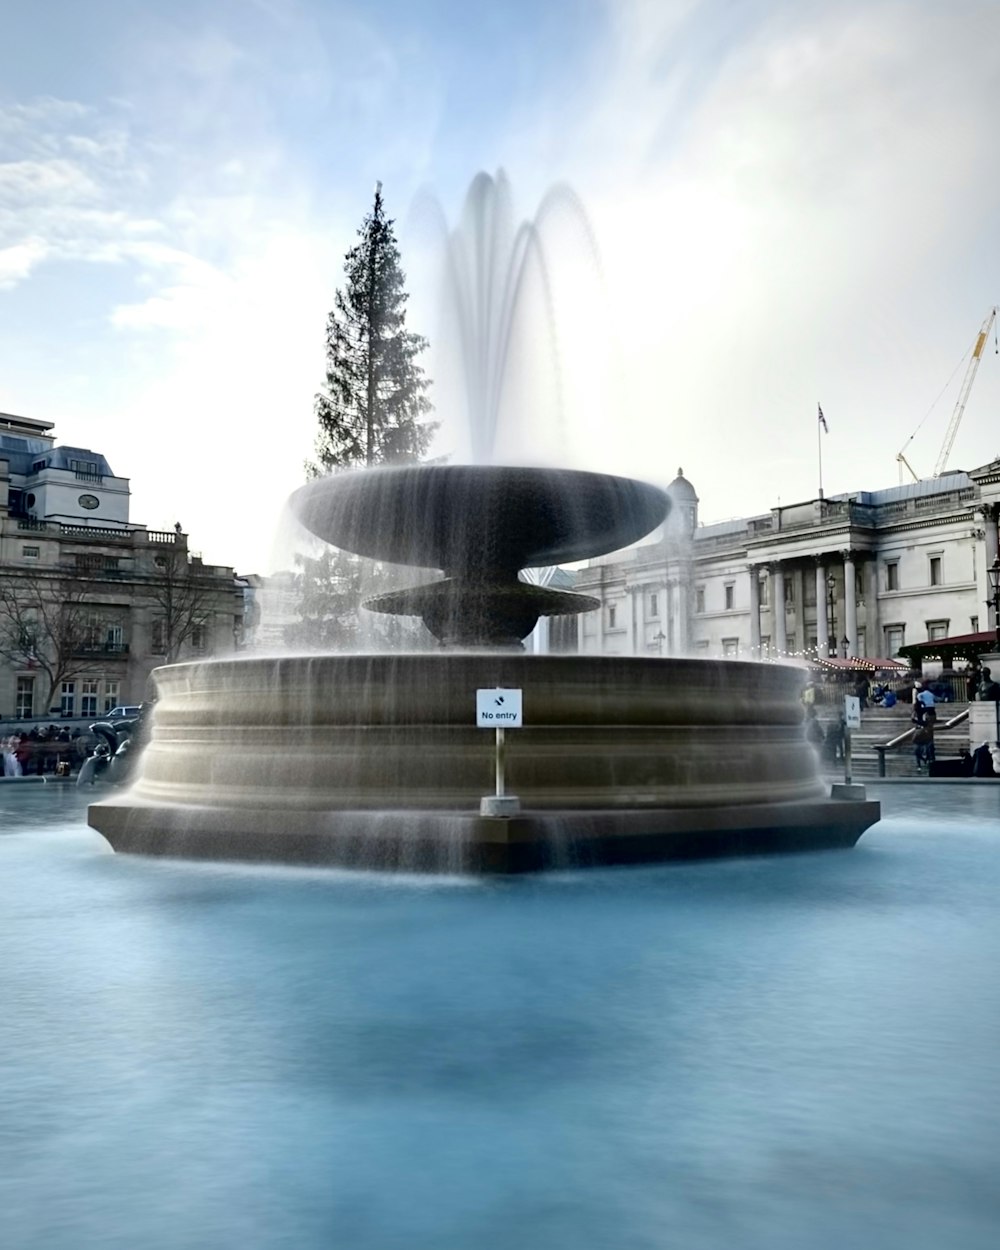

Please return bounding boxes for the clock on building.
[78,493,100,510]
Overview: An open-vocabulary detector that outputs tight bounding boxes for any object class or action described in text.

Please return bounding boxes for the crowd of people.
[801,663,1000,776]
[1,726,89,777]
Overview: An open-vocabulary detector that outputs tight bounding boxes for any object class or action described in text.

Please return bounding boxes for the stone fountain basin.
[288,465,670,573]
[88,654,879,873]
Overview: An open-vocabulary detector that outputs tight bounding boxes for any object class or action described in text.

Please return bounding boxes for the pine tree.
[312,182,434,473]
[291,185,434,651]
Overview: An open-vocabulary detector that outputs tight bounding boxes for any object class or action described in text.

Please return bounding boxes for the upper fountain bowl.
[289,465,670,575]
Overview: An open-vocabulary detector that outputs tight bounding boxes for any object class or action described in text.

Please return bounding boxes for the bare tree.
[148,546,219,663]
[0,571,100,711]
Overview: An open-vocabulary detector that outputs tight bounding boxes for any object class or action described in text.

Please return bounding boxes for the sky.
[2,0,999,571]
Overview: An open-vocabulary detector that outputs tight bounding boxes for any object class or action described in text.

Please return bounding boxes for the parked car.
[106,705,142,721]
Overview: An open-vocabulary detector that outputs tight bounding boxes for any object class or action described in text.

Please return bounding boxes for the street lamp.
[653,629,666,655]
[840,635,849,659]
[988,555,1000,646]
[826,574,837,658]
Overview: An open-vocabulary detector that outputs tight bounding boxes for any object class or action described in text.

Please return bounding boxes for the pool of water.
[2,784,999,1249]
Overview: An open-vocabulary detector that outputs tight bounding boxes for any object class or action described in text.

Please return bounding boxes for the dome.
[666,468,698,503]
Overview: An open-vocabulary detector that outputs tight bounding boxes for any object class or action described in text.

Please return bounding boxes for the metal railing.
[872,708,969,776]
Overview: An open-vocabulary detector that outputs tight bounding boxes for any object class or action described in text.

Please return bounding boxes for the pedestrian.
[803,705,824,748]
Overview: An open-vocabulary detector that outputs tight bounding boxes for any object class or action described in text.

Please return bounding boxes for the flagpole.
[817,403,824,500]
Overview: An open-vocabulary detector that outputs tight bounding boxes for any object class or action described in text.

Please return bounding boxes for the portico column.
[771,565,787,656]
[986,506,1000,634]
[814,559,829,657]
[749,566,762,657]
[843,551,858,658]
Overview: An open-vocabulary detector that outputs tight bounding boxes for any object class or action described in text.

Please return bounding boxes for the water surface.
[2,785,998,1249]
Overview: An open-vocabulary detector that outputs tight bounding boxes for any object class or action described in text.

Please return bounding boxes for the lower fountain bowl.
[88,654,879,873]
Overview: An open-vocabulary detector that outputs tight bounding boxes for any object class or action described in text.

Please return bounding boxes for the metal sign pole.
[844,726,852,786]
[496,726,505,798]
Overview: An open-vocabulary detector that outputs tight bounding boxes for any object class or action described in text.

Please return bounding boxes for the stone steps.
[814,703,971,779]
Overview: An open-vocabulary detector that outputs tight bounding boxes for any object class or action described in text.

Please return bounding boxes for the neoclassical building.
[574,462,1000,661]
[0,412,245,719]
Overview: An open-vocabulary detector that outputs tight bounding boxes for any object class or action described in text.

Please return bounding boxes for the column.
[771,565,787,656]
[986,506,1000,634]
[843,551,857,658]
[865,559,880,658]
[749,566,762,657]
[793,565,806,655]
[814,560,829,657]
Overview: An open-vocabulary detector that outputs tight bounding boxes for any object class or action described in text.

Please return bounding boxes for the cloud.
[514,0,1000,508]
[0,237,48,288]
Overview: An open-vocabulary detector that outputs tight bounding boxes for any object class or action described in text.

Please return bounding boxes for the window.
[649,593,658,617]
[759,578,769,607]
[70,458,102,481]
[722,637,739,657]
[886,561,899,591]
[926,620,949,642]
[724,583,734,611]
[83,618,102,650]
[21,545,40,559]
[191,623,207,651]
[80,680,99,717]
[761,635,771,657]
[608,605,617,629]
[885,624,905,655]
[695,586,705,614]
[16,676,34,719]
[857,628,866,657]
[929,556,942,586]
[106,624,125,652]
[971,615,979,633]
[151,619,167,653]
[104,680,120,714]
[60,682,76,717]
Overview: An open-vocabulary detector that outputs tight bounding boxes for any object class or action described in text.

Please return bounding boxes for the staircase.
[819,704,971,780]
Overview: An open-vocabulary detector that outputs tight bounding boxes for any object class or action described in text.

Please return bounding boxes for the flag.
[818,404,828,433]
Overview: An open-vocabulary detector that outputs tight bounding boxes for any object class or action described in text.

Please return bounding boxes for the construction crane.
[932,306,996,476]
[896,306,998,483]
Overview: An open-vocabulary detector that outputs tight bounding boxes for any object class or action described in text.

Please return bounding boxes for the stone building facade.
[0,412,243,719]
[574,463,1000,661]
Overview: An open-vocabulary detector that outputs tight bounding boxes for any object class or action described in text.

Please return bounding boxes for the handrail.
[872,708,969,775]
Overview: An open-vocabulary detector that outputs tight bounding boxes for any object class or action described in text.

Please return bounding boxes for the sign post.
[843,695,861,785]
[476,688,523,816]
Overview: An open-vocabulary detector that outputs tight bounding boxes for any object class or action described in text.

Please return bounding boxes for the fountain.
[87,175,879,871]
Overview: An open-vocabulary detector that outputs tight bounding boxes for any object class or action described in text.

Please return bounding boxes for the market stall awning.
[898,631,997,664]
[810,656,908,672]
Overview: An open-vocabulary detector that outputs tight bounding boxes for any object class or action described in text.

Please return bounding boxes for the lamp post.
[989,555,1000,646]
[653,629,666,656]
[826,574,837,658]
[840,635,849,659]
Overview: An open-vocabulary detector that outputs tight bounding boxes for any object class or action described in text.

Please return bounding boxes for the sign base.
[479,794,522,818]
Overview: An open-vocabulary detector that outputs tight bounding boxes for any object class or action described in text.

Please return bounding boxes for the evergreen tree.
[311,182,434,473]
[290,185,434,651]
